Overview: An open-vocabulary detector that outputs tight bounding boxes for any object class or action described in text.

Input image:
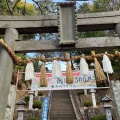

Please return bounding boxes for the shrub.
[33,100,42,109]
[77,90,84,95]
[27,117,38,120]
[38,91,44,96]
[24,96,29,103]
[90,115,106,120]
[83,100,92,107]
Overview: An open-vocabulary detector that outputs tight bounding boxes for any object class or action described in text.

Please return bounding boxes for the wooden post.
[0,28,18,119]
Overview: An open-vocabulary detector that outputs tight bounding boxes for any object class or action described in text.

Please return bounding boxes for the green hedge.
[91,115,115,120]
[38,91,44,96]
[90,115,106,120]
[83,100,92,107]
[33,100,42,109]
[24,96,29,102]
[27,117,38,120]
[77,90,84,95]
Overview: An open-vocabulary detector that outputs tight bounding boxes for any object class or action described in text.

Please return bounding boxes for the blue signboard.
[41,97,49,120]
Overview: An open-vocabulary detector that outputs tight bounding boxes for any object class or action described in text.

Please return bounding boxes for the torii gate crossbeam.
[0,11,120,34]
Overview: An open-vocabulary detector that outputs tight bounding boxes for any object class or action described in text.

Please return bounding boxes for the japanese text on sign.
[31,70,96,90]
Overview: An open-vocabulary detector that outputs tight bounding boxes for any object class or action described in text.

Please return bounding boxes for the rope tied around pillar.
[0,39,22,64]
[0,39,120,65]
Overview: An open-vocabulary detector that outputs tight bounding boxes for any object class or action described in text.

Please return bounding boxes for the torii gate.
[0,2,120,120]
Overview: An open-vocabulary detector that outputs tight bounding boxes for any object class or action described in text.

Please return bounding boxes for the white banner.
[31,70,96,90]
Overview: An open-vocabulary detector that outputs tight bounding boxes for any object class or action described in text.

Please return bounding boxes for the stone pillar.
[4,85,16,120]
[0,28,18,120]
[114,23,120,36]
[84,89,87,94]
[16,99,26,120]
[35,91,38,96]
[28,91,35,109]
[90,89,97,107]
[111,80,120,120]
[114,24,120,119]
[102,95,113,120]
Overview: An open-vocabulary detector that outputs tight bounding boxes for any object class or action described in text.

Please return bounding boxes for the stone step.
[51,103,72,105]
[51,116,76,118]
[51,112,74,116]
[52,100,71,102]
[50,116,76,119]
[51,117,76,119]
[51,115,76,117]
[51,107,74,109]
[52,106,73,108]
[50,90,76,120]
[51,110,74,112]
[50,118,76,120]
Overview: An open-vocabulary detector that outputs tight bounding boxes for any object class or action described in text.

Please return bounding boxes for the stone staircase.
[50,90,77,120]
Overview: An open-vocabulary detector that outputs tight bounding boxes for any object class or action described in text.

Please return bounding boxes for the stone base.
[23,109,41,120]
[87,107,117,120]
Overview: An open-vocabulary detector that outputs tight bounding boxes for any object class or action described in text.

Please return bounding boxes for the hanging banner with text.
[31,70,97,90]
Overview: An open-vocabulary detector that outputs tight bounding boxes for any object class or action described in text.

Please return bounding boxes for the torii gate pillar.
[0,28,18,119]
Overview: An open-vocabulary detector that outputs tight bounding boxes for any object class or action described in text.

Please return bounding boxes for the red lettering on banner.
[77,72,80,76]
[46,73,52,77]
[62,73,66,76]
[62,72,80,76]
[35,72,80,78]
[36,74,40,77]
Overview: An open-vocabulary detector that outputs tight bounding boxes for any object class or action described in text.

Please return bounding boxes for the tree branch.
[44,6,57,14]
[0,4,4,15]
[32,0,43,14]
[12,0,20,15]
[6,0,13,15]
[22,0,26,15]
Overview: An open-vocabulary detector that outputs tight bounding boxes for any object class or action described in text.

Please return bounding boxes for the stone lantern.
[16,99,26,120]
[102,95,113,120]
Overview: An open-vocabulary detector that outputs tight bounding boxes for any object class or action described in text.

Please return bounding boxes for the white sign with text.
[31,70,97,90]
